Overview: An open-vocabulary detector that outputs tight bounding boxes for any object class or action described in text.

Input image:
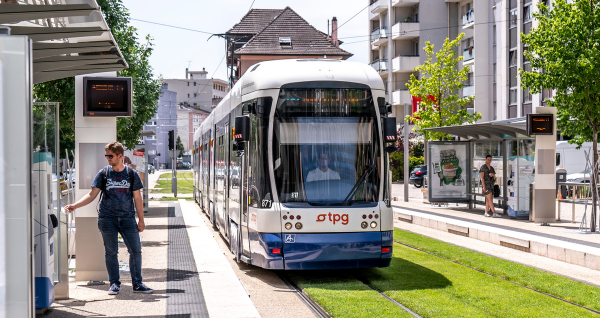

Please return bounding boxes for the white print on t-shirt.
[106,178,130,190]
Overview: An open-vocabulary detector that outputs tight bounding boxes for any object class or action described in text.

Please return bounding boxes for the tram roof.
[195,58,386,141]
[238,58,385,94]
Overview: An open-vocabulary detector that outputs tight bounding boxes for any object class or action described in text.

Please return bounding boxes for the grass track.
[153,173,193,194]
[288,229,600,318]
[393,229,600,312]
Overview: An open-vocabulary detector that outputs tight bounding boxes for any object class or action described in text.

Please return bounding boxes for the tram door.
[223,122,230,238]
[240,146,251,257]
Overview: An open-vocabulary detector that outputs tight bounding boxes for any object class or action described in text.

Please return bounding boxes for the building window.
[194,103,197,106]
[523,4,532,22]
[194,82,197,86]
[187,82,189,86]
[510,88,518,104]
[510,26,518,48]
[509,50,517,66]
[493,64,497,83]
[187,93,190,98]
[147,135,156,140]
[194,93,197,98]
[523,87,532,102]
[147,120,157,126]
[510,67,518,88]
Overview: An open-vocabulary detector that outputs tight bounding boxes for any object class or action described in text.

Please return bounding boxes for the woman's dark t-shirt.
[91,166,143,218]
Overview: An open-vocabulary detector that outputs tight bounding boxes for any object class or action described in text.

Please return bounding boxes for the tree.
[176,136,185,158]
[33,0,161,154]
[406,33,481,144]
[520,0,600,231]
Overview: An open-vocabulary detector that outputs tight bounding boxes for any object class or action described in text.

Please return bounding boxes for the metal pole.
[404,103,409,202]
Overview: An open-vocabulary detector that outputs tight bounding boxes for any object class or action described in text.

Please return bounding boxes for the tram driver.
[306,152,340,182]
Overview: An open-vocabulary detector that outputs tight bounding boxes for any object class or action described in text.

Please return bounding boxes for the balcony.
[393,0,420,7]
[371,28,388,45]
[463,48,474,65]
[392,55,420,73]
[463,85,474,97]
[370,59,388,73]
[462,10,474,29]
[370,0,388,14]
[392,89,412,105]
[392,21,419,40]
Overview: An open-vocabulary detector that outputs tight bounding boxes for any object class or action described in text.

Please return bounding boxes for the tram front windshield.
[272,88,381,206]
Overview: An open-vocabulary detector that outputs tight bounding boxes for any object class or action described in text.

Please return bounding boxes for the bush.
[389,153,425,182]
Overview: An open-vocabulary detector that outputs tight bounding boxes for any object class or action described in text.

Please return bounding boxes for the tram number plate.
[261,200,272,208]
[291,192,298,199]
[284,234,296,243]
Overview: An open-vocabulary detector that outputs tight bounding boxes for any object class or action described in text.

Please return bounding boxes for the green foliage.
[389,152,424,181]
[520,0,600,230]
[176,136,184,158]
[407,33,481,141]
[33,0,161,154]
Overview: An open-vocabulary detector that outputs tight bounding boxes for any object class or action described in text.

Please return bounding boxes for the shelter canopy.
[424,117,533,140]
[0,0,127,84]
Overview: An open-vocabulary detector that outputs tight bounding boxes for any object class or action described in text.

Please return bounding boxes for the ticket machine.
[32,152,58,311]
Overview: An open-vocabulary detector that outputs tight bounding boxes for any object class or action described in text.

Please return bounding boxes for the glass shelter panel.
[472,141,504,197]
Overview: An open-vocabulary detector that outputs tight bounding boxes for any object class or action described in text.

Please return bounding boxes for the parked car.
[148,164,155,174]
[566,168,600,183]
[409,165,428,188]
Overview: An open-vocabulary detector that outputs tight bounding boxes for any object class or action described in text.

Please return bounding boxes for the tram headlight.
[295,222,303,230]
[361,221,368,229]
[283,215,287,220]
[285,222,292,230]
[370,221,377,228]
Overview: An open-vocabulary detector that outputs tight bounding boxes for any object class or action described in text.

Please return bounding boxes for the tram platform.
[45,200,260,318]
[391,199,600,286]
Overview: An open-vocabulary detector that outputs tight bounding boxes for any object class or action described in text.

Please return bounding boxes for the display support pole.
[172,148,177,197]
[404,103,409,202]
[74,71,117,283]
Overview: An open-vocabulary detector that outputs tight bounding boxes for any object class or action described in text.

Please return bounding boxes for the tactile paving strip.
[167,204,209,317]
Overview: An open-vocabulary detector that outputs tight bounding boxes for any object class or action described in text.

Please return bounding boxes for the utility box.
[556,167,567,199]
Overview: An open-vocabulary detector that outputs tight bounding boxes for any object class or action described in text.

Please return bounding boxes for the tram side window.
[248,114,271,208]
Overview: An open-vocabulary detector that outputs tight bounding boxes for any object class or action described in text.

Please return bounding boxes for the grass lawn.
[154,197,195,201]
[158,172,193,179]
[288,230,600,318]
[152,173,194,194]
[392,229,600,312]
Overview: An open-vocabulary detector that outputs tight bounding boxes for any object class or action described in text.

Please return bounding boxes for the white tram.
[192,59,398,270]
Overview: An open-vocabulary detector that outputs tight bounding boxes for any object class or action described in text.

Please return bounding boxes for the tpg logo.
[316,213,349,225]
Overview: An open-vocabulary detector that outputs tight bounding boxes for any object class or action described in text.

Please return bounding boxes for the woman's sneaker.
[484,213,491,217]
[133,282,153,294]
[108,283,120,295]
[492,213,502,218]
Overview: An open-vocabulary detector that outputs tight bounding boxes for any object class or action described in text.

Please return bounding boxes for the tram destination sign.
[526,113,553,135]
[83,77,132,117]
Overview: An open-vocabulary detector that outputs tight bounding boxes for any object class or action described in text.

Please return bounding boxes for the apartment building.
[368,0,547,122]
[144,69,230,164]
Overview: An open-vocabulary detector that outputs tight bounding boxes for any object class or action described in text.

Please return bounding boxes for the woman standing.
[480,155,501,218]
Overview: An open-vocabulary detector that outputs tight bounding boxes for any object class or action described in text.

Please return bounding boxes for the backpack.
[100,165,135,202]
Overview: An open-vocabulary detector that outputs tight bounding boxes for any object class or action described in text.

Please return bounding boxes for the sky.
[124,0,370,81]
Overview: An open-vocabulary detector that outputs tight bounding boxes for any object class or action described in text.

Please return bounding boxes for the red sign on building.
[133,150,144,157]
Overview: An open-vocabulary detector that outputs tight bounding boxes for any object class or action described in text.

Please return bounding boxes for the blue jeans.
[97,216,143,286]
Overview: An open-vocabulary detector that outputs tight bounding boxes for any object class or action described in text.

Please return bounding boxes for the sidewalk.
[46,200,260,317]
[392,199,600,274]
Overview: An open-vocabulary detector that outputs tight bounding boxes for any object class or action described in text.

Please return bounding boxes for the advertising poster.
[428,142,470,202]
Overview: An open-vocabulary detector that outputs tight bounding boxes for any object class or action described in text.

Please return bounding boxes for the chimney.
[331,17,338,47]
[185,67,189,79]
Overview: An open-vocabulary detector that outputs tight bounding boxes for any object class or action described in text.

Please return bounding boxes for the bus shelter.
[424,117,539,218]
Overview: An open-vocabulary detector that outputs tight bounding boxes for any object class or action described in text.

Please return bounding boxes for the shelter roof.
[0,0,127,84]
[424,117,532,140]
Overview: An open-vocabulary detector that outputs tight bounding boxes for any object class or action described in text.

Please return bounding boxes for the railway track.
[277,272,331,318]
[279,271,422,318]
[394,240,600,316]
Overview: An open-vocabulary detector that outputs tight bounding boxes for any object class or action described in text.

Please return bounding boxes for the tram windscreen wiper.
[342,164,375,205]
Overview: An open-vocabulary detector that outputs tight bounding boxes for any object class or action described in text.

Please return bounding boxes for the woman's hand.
[489,172,495,178]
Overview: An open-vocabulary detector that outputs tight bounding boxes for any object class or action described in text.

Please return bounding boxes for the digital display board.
[83,77,132,117]
[526,114,553,135]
